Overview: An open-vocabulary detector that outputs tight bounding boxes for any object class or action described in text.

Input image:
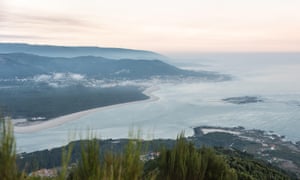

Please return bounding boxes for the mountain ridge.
[0,52,229,81]
[0,42,167,60]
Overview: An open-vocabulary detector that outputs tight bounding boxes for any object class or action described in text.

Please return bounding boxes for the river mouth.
[14,53,300,152]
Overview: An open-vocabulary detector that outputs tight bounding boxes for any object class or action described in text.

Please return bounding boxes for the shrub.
[157,133,237,180]
[0,116,22,180]
[70,130,144,180]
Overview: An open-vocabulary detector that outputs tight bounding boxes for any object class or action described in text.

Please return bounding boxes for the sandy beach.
[14,86,160,133]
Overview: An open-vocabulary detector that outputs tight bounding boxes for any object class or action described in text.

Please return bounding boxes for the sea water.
[15,53,300,152]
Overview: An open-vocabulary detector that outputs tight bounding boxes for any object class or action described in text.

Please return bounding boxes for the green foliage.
[157,133,237,180]
[74,138,101,180]
[120,130,144,180]
[100,139,144,180]
[69,130,144,180]
[0,116,22,180]
[220,149,291,180]
[57,143,74,180]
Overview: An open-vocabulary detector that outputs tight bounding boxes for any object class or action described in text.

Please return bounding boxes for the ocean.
[15,53,300,152]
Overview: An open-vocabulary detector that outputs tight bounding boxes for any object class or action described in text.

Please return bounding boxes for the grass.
[0,115,23,180]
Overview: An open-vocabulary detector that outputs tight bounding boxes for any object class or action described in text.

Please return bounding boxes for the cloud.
[0,34,42,39]
[0,10,102,34]
[0,10,108,44]
[14,13,87,27]
[2,11,91,31]
[33,73,86,87]
[6,72,160,89]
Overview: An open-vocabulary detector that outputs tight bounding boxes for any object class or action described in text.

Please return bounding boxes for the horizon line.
[1,41,300,55]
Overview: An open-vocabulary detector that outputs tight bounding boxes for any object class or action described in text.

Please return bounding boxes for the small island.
[222,96,264,104]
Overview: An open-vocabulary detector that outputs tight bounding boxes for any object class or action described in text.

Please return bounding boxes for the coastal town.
[192,126,300,178]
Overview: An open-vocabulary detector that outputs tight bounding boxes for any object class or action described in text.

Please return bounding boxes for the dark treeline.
[0,86,147,120]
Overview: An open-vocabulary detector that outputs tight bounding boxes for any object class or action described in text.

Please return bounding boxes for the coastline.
[14,86,160,133]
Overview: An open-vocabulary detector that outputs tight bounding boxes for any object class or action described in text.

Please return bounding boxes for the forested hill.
[0,53,229,81]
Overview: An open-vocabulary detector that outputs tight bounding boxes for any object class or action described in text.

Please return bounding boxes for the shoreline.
[14,86,160,133]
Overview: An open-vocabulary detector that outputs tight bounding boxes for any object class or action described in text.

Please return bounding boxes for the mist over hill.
[0,53,229,81]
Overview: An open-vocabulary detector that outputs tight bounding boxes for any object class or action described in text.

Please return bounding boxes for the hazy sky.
[1,0,300,54]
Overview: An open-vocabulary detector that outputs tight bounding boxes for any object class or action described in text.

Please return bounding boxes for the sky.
[1,0,300,54]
